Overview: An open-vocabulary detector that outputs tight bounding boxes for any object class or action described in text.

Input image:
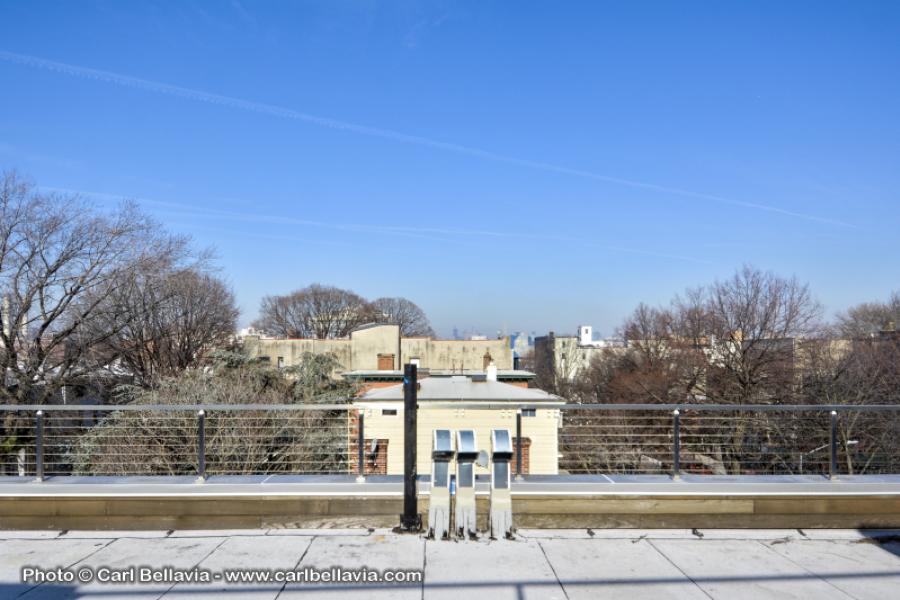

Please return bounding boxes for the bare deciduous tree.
[836,292,900,338]
[72,352,356,475]
[0,171,191,402]
[254,284,376,339]
[702,265,822,404]
[562,266,830,474]
[91,269,239,385]
[0,171,192,471]
[371,296,435,337]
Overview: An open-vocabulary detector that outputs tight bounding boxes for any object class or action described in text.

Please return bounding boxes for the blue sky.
[1,1,899,337]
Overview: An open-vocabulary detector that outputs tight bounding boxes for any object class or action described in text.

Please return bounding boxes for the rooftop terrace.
[2,527,899,599]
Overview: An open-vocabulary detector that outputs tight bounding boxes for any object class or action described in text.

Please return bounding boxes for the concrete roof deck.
[2,527,899,599]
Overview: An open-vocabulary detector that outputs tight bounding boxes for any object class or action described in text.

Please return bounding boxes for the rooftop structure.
[359,374,560,403]
[343,368,535,393]
[355,372,563,476]
[243,324,513,375]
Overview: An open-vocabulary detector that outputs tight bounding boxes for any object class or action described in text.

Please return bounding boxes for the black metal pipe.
[197,410,206,481]
[35,410,44,482]
[830,410,838,480]
[357,411,365,480]
[516,411,523,480]
[400,363,420,531]
[672,409,681,479]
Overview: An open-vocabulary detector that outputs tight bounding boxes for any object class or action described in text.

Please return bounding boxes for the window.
[257,356,271,363]
[382,409,397,416]
[276,356,284,369]
[493,461,509,489]
[457,462,474,488]
[433,461,449,488]
[521,408,536,417]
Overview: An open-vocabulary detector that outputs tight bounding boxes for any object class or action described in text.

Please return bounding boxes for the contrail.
[2,50,853,228]
[40,185,712,264]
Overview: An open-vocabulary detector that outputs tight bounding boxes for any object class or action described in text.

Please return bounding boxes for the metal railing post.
[197,409,206,482]
[34,410,44,482]
[356,411,366,483]
[829,410,838,481]
[515,410,524,481]
[672,409,681,480]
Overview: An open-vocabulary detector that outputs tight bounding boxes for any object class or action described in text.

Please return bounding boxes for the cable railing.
[557,404,900,477]
[1,404,354,479]
[2,403,900,480]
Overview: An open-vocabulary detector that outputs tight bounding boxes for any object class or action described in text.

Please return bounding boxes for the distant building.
[243,324,528,390]
[534,325,624,382]
[352,367,564,475]
[510,331,535,369]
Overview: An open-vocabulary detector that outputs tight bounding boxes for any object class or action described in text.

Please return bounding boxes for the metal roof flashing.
[358,376,563,403]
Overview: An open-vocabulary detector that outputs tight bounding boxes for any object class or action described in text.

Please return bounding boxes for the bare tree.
[702,265,822,404]
[254,284,376,339]
[72,352,356,475]
[90,269,239,385]
[563,266,827,474]
[800,334,900,474]
[371,296,435,337]
[1,171,191,472]
[0,171,191,402]
[613,302,708,404]
[836,292,900,338]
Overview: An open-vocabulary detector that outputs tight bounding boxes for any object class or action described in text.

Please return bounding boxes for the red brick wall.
[512,437,531,475]
[348,410,389,474]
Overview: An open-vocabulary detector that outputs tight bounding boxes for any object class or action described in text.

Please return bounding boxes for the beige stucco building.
[243,324,514,375]
[534,326,626,383]
[351,372,564,476]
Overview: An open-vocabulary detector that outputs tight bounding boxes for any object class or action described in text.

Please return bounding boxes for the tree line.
[541,265,900,407]
[538,266,900,476]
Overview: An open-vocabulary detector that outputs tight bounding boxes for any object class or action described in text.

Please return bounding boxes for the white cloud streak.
[40,185,712,264]
[2,49,853,228]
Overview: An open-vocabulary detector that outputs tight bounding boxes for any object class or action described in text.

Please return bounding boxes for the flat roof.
[359,376,562,403]
[344,369,535,380]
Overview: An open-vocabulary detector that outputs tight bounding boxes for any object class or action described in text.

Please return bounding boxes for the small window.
[457,462,474,488]
[382,409,397,416]
[433,461,450,488]
[258,356,271,363]
[521,408,536,417]
[277,356,284,369]
[493,461,509,489]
